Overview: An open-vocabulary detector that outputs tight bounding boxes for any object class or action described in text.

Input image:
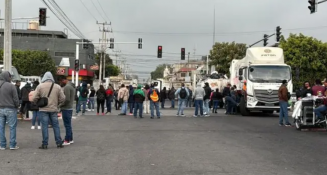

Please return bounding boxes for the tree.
[151,64,170,80]
[279,33,327,89]
[0,50,56,76]
[94,52,120,78]
[209,42,247,75]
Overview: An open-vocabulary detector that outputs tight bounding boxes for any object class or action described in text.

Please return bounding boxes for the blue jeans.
[134,103,143,118]
[203,99,210,114]
[0,108,17,148]
[62,110,73,142]
[194,100,204,116]
[213,100,220,110]
[129,103,134,113]
[226,96,237,114]
[161,100,165,108]
[314,105,327,120]
[32,111,41,126]
[150,101,160,118]
[39,111,62,145]
[121,102,128,114]
[279,101,290,125]
[171,100,175,108]
[77,100,87,114]
[106,99,112,113]
[89,97,95,110]
[177,99,187,115]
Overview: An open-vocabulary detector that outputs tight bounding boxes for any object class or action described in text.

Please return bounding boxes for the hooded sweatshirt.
[128,85,134,103]
[32,72,66,112]
[194,83,206,100]
[134,85,145,103]
[0,71,20,109]
[21,83,32,101]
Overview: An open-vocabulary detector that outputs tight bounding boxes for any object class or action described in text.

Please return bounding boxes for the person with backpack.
[96,85,106,115]
[148,84,160,119]
[174,83,190,117]
[105,86,114,114]
[211,88,223,114]
[118,84,129,115]
[76,82,88,116]
[133,85,145,118]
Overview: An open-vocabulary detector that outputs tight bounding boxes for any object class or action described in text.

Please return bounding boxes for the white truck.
[230,47,293,116]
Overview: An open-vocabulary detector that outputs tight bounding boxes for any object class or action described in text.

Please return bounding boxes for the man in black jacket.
[203,83,211,116]
[20,81,32,120]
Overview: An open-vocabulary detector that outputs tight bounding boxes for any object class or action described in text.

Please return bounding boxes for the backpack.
[287,92,291,100]
[150,89,159,102]
[97,92,106,101]
[180,88,187,99]
[80,88,88,98]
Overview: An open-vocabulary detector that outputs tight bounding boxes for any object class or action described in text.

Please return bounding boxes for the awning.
[68,69,94,77]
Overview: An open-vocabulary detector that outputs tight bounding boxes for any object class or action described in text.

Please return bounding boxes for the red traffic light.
[158,46,162,50]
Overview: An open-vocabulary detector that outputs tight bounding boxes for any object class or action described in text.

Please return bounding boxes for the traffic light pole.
[75,43,79,86]
[318,0,327,4]
[3,0,12,72]
[248,33,275,48]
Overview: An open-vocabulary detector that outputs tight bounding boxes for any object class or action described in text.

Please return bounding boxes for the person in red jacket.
[312,79,325,96]
[105,87,114,114]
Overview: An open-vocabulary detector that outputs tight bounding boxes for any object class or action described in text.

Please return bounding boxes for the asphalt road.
[0,107,327,175]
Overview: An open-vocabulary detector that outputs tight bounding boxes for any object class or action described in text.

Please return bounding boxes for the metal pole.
[3,0,12,72]
[213,7,215,45]
[75,44,79,86]
[103,29,107,79]
[318,0,327,4]
[206,55,209,74]
[72,70,75,84]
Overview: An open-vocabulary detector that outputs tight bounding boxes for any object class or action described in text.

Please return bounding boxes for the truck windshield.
[0,66,21,82]
[248,65,291,83]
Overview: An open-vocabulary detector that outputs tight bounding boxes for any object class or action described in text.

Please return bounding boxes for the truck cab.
[230,47,293,116]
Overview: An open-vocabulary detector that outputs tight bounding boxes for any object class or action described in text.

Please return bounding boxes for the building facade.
[0,29,96,81]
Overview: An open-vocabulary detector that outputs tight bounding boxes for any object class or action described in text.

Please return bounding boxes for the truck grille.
[254,90,279,103]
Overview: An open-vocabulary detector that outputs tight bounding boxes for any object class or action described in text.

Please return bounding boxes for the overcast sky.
[5,0,327,79]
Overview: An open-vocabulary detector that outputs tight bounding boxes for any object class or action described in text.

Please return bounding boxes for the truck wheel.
[240,97,251,116]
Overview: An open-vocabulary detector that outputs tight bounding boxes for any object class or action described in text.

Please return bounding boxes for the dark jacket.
[21,83,32,101]
[128,85,134,103]
[168,88,175,100]
[61,82,76,110]
[212,92,223,100]
[0,71,20,109]
[16,85,21,100]
[278,84,288,102]
[222,87,231,97]
[301,87,313,98]
[160,89,167,102]
[203,86,211,100]
[134,94,145,103]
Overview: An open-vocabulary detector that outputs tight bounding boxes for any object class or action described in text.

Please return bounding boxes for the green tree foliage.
[0,50,56,76]
[279,33,327,89]
[151,64,169,80]
[209,42,247,74]
[94,52,120,77]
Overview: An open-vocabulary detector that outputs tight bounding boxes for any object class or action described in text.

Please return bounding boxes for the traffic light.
[157,46,162,58]
[138,38,142,49]
[83,39,89,49]
[39,8,47,26]
[276,26,281,42]
[263,34,268,47]
[181,48,185,60]
[74,60,80,71]
[109,38,114,49]
[308,0,316,14]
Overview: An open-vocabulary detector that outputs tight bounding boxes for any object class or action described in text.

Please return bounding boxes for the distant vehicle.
[0,65,21,84]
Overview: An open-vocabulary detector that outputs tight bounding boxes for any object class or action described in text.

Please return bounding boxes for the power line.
[79,0,98,21]
[91,0,106,21]
[96,0,111,21]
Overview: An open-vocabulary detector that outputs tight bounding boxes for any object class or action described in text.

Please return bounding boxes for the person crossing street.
[175,83,190,117]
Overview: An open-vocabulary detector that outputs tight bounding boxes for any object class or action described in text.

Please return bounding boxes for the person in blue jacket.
[128,85,134,115]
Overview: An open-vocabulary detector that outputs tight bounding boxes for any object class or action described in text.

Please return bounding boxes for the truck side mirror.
[238,69,243,76]
[239,76,243,81]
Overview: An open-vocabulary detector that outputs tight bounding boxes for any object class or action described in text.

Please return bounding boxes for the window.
[55,52,75,57]
[181,73,186,77]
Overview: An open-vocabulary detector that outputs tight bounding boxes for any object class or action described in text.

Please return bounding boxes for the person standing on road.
[0,71,20,150]
[32,72,65,149]
[160,87,167,109]
[96,85,106,115]
[128,85,134,115]
[118,84,129,116]
[187,87,193,108]
[168,87,176,108]
[89,87,96,112]
[143,84,150,114]
[148,84,161,119]
[203,83,211,116]
[133,85,145,118]
[278,80,291,127]
[59,76,75,146]
[175,83,189,117]
[211,88,223,114]
[20,81,32,120]
[193,83,205,118]
[76,82,88,116]
[114,89,120,110]
[29,86,41,130]
[105,86,114,114]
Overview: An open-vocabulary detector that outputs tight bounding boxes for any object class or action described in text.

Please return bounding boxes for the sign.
[90,65,99,70]
[56,67,68,76]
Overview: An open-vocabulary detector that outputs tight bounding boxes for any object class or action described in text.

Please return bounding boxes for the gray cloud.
[9,0,327,78]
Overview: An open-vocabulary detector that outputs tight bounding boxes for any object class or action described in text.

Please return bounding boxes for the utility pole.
[97,21,111,81]
[3,0,12,72]
[112,50,121,66]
